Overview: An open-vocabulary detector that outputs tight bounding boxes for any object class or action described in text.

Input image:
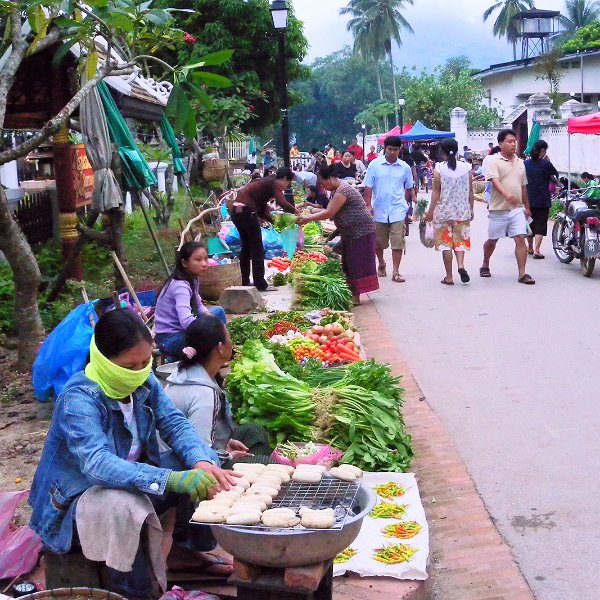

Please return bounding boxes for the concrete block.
[219,286,266,314]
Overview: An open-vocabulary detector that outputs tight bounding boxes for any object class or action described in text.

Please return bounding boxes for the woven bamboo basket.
[202,158,227,182]
[18,588,126,600]
[199,261,242,301]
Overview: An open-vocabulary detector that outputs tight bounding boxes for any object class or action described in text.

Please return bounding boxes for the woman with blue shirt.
[29,310,238,597]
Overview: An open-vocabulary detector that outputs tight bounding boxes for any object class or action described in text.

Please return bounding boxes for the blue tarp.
[399,120,455,141]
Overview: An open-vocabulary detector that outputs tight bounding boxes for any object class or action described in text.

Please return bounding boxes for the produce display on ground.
[333,473,428,580]
[226,309,413,472]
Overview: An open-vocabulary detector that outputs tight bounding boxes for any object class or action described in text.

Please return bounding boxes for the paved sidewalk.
[353,299,535,600]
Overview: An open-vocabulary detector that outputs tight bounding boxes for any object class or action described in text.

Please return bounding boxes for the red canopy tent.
[568,111,600,134]
[566,112,600,191]
[377,123,412,144]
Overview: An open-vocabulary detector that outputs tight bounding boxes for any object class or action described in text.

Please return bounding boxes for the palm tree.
[340,0,414,127]
[483,0,535,59]
[561,0,600,33]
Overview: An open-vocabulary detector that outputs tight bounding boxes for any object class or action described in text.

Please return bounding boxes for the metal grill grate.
[191,476,362,531]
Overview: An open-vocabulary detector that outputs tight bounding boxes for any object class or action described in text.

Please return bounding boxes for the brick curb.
[352,298,535,600]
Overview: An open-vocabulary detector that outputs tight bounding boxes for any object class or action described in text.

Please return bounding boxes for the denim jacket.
[29,371,219,553]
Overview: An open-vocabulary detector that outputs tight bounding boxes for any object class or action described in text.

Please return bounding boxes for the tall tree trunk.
[0,189,44,370]
[389,52,399,127]
[376,63,384,101]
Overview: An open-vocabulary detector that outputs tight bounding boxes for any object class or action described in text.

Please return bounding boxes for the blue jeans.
[155,307,227,360]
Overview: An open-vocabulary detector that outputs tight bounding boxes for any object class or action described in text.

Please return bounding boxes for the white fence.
[227,140,250,161]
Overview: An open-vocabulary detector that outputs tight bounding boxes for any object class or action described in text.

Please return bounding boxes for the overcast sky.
[291,0,566,71]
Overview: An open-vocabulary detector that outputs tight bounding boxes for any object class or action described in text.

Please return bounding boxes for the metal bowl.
[210,483,377,568]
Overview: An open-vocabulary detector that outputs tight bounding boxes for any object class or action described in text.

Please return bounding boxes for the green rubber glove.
[165,469,217,502]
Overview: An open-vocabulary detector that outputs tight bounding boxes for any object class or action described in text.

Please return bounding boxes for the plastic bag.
[280,225,299,258]
[272,443,344,468]
[32,302,98,402]
[224,226,242,254]
[159,586,220,600]
[0,491,43,579]
[262,227,284,259]
[419,220,435,248]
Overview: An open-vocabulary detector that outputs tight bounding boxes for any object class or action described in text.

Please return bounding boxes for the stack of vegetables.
[303,222,324,249]
[226,339,413,472]
[291,256,353,312]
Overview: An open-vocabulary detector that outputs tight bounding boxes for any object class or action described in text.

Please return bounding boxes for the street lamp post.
[398,97,406,133]
[361,124,366,159]
[270,0,293,201]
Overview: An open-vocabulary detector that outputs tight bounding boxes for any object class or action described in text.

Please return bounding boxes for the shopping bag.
[262,226,284,259]
[32,302,98,402]
[419,220,435,248]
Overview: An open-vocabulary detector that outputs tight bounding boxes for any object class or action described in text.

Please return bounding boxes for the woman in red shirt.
[229,167,297,291]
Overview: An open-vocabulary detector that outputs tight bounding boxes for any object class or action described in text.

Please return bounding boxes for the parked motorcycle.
[552,190,600,277]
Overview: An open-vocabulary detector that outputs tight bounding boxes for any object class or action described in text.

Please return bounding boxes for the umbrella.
[524,120,541,156]
[80,86,123,212]
[160,114,186,176]
[97,81,157,191]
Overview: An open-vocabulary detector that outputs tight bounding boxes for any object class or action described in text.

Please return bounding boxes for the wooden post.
[111,251,148,322]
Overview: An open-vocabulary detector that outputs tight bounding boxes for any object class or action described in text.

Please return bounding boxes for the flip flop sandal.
[518,274,536,285]
[391,274,405,283]
[441,277,454,285]
[458,268,470,283]
[479,267,491,278]
[527,250,534,255]
[533,254,545,259]
[168,553,234,577]
[377,265,387,277]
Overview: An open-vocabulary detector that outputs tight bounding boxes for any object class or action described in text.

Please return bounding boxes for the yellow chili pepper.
[334,547,358,564]
[373,482,406,499]
[382,521,422,539]
[370,502,408,519]
[372,544,418,564]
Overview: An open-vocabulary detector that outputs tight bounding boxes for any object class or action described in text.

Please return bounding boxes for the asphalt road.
[370,199,600,600]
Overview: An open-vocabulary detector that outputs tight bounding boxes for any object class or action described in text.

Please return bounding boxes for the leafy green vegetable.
[294,273,353,311]
[272,272,288,287]
[227,342,412,471]
[259,311,311,332]
[273,213,297,232]
[303,222,322,237]
[317,259,344,278]
[227,341,315,446]
[228,317,263,347]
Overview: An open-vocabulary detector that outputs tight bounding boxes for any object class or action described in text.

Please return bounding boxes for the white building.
[475,49,600,119]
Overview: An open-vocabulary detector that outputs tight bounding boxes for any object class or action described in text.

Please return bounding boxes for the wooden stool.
[44,549,105,589]
[230,558,333,600]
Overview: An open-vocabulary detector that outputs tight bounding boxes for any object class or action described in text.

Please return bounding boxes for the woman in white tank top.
[425,138,474,285]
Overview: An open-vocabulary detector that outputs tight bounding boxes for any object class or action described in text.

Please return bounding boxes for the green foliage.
[482,0,535,41]
[397,59,501,130]
[563,19,600,51]
[561,1,600,34]
[534,50,565,111]
[154,0,308,135]
[289,47,391,149]
[549,199,564,220]
[228,316,263,347]
[355,100,397,130]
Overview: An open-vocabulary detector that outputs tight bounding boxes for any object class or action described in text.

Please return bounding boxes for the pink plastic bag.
[272,444,343,468]
[159,586,220,600]
[0,490,43,579]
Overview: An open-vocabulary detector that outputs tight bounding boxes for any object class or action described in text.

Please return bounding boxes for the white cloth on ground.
[76,486,167,591]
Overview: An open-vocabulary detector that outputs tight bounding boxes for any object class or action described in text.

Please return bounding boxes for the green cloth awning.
[524,120,541,156]
[160,114,186,175]
[98,81,157,190]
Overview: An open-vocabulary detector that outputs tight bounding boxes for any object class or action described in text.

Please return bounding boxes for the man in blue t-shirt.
[363,135,414,283]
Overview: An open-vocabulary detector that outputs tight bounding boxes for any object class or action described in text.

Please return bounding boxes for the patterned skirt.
[341,232,380,296]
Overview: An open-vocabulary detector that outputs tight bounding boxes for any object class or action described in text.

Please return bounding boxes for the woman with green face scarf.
[30,310,240,597]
